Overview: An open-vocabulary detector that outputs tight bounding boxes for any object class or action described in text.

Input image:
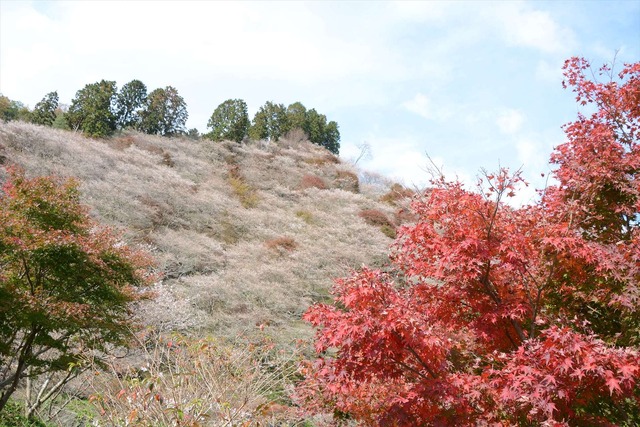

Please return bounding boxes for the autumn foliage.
[0,168,154,412]
[299,58,640,425]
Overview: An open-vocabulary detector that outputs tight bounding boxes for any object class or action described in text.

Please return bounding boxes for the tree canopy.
[30,91,59,127]
[0,168,153,413]
[139,86,188,136]
[0,95,31,123]
[206,98,249,143]
[116,79,147,130]
[304,108,340,155]
[66,80,118,137]
[298,57,640,425]
[249,101,288,142]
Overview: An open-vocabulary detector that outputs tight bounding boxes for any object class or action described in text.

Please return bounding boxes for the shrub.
[358,208,393,227]
[0,400,51,426]
[334,170,359,193]
[282,127,308,144]
[380,183,415,205]
[304,154,340,167]
[161,151,174,167]
[90,333,299,426]
[295,210,314,224]
[228,165,258,208]
[394,207,418,225]
[265,236,297,253]
[299,174,327,190]
[379,224,396,239]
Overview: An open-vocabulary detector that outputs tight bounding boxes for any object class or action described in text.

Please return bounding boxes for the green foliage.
[305,109,340,155]
[282,102,341,154]
[323,121,340,155]
[286,102,307,131]
[29,92,58,127]
[0,168,153,413]
[186,128,200,140]
[0,95,31,123]
[66,80,117,137]
[115,79,147,130]
[206,99,250,143]
[139,86,188,136]
[0,401,51,427]
[51,107,70,130]
[249,101,288,141]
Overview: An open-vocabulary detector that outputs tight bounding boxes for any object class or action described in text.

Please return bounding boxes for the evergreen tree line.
[205,99,340,154]
[1,81,340,154]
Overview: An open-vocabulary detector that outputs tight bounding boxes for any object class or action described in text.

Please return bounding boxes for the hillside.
[0,121,409,346]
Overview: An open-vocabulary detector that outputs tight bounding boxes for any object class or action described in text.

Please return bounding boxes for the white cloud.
[535,59,564,83]
[388,1,451,23]
[496,109,524,134]
[493,3,576,54]
[402,93,452,121]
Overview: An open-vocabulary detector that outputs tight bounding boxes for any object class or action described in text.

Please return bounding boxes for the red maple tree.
[298,57,640,425]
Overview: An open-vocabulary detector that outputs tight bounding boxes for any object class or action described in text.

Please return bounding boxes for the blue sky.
[1,1,639,203]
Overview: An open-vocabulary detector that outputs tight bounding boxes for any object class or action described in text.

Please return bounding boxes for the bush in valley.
[295,210,314,224]
[228,165,258,208]
[89,333,299,426]
[0,400,51,426]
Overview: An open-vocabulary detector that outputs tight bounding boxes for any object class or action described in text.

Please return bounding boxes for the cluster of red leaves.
[298,57,640,425]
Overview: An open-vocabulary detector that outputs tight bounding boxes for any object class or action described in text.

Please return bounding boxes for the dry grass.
[89,332,301,426]
[0,121,395,346]
[0,121,408,424]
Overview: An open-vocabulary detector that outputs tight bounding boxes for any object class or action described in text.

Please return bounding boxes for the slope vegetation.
[0,121,407,345]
